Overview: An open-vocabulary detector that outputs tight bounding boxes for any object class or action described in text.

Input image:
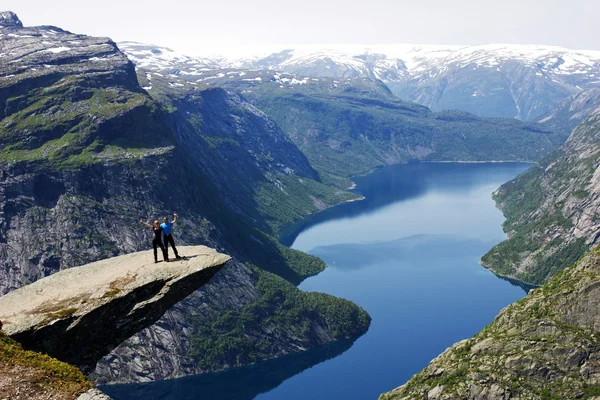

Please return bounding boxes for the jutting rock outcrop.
[0,245,230,373]
[380,247,600,399]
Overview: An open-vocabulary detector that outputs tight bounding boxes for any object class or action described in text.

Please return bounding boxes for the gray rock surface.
[77,389,112,400]
[93,260,262,383]
[0,245,230,373]
[0,11,22,28]
[538,88,600,133]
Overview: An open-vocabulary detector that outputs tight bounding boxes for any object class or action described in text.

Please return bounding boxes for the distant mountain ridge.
[119,42,600,121]
[121,46,569,180]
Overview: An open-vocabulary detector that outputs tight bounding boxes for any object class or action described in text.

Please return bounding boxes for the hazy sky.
[5,0,600,55]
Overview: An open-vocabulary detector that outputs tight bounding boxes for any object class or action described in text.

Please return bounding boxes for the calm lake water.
[102,162,532,400]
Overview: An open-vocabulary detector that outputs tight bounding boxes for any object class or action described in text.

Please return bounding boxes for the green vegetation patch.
[188,266,370,371]
[0,76,174,169]
[254,173,358,233]
[0,330,93,395]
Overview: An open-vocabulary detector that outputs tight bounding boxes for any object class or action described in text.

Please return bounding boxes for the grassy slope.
[0,330,93,398]
[0,74,173,168]
[198,73,568,178]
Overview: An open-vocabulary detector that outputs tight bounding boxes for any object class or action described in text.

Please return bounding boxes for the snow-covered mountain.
[118,42,600,121]
[119,41,219,74]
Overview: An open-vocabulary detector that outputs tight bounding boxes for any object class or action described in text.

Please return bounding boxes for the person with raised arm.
[140,218,168,263]
[161,212,181,260]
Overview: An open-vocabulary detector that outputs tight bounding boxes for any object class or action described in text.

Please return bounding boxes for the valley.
[1,8,600,400]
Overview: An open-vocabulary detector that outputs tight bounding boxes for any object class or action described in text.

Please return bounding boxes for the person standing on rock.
[140,219,168,263]
[161,212,181,260]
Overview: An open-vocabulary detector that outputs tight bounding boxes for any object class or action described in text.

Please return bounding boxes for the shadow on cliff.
[100,338,355,400]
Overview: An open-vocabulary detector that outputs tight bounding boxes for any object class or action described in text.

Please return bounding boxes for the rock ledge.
[0,245,230,373]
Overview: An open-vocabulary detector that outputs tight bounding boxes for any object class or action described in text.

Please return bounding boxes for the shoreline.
[279,160,538,289]
[422,160,537,164]
[279,159,535,248]
[478,259,541,292]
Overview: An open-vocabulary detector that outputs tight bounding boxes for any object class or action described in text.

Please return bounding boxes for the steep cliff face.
[538,88,600,134]
[0,12,180,293]
[0,12,370,384]
[481,108,600,285]
[380,247,600,400]
[141,71,356,233]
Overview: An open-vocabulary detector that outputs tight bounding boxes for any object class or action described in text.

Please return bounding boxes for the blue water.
[102,162,532,400]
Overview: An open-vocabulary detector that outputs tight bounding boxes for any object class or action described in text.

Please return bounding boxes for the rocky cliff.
[538,88,600,134]
[0,12,370,384]
[0,245,229,373]
[481,108,600,285]
[380,247,600,400]
[93,264,370,383]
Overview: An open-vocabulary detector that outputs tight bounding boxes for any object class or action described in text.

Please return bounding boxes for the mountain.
[380,247,600,400]
[122,58,568,179]
[537,88,600,133]
[481,108,600,285]
[119,42,600,121]
[0,11,369,384]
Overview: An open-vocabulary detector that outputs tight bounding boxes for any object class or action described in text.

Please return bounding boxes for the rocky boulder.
[0,11,22,27]
[0,245,230,373]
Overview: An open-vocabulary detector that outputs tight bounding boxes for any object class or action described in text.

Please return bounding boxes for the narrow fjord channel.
[103,162,532,400]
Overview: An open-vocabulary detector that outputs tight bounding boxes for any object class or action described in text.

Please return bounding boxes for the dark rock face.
[380,248,600,400]
[0,11,22,27]
[0,246,230,373]
[133,66,568,179]
[94,261,366,383]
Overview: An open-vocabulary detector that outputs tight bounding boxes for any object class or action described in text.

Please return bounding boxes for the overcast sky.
[5,0,600,55]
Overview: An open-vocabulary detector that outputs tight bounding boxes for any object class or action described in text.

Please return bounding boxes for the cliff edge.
[0,245,230,373]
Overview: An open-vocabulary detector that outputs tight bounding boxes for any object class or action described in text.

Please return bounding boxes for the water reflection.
[310,234,497,271]
[101,339,355,400]
[280,162,531,247]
